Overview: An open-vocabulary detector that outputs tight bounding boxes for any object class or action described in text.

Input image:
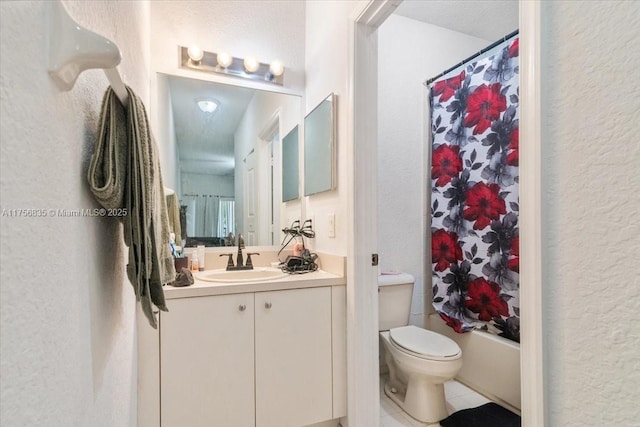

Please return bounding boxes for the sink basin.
[196,267,287,283]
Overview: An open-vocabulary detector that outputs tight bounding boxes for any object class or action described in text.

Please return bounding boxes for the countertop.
[164,268,346,299]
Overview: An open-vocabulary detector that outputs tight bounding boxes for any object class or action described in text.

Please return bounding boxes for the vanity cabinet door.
[160,293,255,427]
[255,287,333,427]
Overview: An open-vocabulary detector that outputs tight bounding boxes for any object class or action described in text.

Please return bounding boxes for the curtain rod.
[424,29,519,87]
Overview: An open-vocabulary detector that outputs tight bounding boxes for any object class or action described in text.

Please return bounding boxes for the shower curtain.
[183,194,198,238]
[203,195,218,237]
[429,37,520,342]
[183,194,218,237]
[217,198,235,238]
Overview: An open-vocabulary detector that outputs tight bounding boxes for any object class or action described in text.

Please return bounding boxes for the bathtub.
[426,313,521,413]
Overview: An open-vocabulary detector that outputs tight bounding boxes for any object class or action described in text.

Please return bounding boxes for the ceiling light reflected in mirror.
[196,97,219,113]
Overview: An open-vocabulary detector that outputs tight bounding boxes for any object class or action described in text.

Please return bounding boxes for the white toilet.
[379,273,463,424]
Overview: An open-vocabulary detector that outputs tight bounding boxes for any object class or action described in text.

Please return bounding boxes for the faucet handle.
[219,253,234,269]
[246,252,260,268]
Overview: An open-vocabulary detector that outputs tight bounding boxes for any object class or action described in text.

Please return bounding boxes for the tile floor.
[379,374,491,427]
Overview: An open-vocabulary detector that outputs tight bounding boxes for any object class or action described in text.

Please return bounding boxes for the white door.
[266,135,281,246]
[243,150,258,245]
[255,287,333,427]
[160,294,255,427]
[256,133,280,246]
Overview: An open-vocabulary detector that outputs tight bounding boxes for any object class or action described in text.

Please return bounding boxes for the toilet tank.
[378,273,415,331]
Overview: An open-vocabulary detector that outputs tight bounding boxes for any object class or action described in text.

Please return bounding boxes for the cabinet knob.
[265,302,272,309]
[239,304,246,312]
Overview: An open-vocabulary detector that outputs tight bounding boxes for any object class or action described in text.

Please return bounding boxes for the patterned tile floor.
[379,374,491,427]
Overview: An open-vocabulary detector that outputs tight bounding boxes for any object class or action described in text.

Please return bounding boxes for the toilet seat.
[389,325,461,361]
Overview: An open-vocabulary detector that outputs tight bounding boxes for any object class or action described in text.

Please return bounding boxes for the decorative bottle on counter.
[191,251,199,271]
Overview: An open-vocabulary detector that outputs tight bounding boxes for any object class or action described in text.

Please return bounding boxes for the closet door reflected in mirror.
[304,93,335,196]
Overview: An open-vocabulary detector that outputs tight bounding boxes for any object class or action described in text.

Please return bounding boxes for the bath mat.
[440,403,521,427]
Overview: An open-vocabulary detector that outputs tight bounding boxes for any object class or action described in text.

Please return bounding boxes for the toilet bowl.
[378,274,463,423]
[380,326,462,423]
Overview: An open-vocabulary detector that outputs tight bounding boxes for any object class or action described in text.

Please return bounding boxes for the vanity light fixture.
[187,45,204,63]
[217,52,233,68]
[180,46,284,85]
[269,60,285,77]
[243,56,260,73]
[196,97,219,113]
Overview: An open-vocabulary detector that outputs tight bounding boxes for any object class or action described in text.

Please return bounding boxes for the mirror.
[163,74,301,247]
[304,93,335,196]
[282,125,299,202]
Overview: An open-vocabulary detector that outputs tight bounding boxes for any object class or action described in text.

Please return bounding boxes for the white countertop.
[164,269,346,299]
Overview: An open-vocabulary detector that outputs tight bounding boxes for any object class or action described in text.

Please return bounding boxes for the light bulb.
[269,60,284,77]
[187,45,204,62]
[243,56,260,73]
[216,52,233,68]
[196,98,219,113]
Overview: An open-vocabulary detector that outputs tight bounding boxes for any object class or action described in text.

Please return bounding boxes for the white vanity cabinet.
[255,287,333,427]
[153,285,343,427]
[160,292,255,427]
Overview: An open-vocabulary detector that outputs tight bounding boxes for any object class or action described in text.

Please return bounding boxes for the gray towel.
[165,191,182,245]
[87,87,127,209]
[88,87,175,328]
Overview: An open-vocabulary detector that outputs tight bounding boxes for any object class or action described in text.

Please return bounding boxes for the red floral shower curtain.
[430,37,520,342]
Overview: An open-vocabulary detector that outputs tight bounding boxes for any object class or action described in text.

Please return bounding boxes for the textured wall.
[0,1,150,426]
[377,15,490,328]
[541,1,640,425]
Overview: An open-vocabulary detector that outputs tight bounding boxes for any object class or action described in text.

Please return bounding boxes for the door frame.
[347,1,544,426]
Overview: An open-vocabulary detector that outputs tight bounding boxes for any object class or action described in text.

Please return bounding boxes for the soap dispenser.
[191,250,199,271]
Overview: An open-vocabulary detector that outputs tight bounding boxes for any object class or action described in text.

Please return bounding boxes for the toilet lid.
[390,326,461,359]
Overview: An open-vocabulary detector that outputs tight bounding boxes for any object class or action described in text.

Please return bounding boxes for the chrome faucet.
[219,233,259,270]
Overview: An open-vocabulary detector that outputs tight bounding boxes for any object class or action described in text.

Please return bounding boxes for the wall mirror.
[281,125,299,202]
[161,74,301,247]
[304,93,335,196]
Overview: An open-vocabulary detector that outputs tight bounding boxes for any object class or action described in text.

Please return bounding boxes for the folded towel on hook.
[165,189,182,245]
[88,86,176,328]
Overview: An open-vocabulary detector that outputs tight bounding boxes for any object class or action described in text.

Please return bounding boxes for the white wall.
[0,1,150,426]
[305,0,362,256]
[541,1,640,425]
[377,15,490,327]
